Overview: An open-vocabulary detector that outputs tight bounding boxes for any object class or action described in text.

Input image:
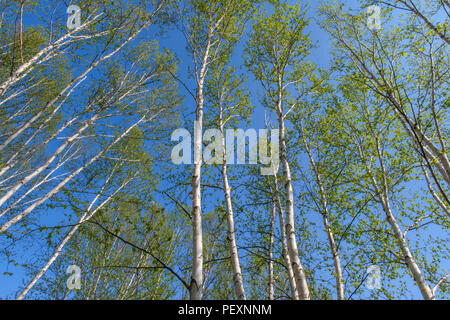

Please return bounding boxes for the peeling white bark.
[16,164,130,300]
[272,178,299,300]
[304,140,345,300]
[219,121,246,299]
[268,200,275,300]
[357,140,434,300]
[278,115,310,300]
[0,114,150,233]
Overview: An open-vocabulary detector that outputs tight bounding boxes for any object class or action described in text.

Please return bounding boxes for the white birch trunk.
[0,22,146,154]
[268,200,275,300]
[16,164,130,299]
[278,115,310,300]
[219,122,246,300]
[358,141,435,300]
[272,180,299,300]
[0,114,149,233]
[0,114,99,207]
[383,199,434,300]
[304,141,345,300]
[189,37,211,299]
[374,140,434,300]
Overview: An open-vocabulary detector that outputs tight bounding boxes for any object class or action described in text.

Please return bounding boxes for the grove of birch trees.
[0,0,448,300]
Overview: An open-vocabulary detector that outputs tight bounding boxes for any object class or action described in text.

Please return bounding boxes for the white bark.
[333,27,450,187]
[0,13,103,97]
[16,163,131,300]
[0,113,100,208]
[432,274,450,298]
[0,94,90,181]
[358,140,434,300]
[0,148,77,219]
[189,108,204,301]
[322,212,345,300]
[420,161,450,217]
[0,114,151,233]
[268,200,275,300]
[277,114,310,300]
[272,178,299,300]
[0,45,153,210]
[383,202,434,300]
[219,123,246,300]
[391,0,450,45]
[0,23,146,154]
[303,140,345,300]
[189,35,211,300]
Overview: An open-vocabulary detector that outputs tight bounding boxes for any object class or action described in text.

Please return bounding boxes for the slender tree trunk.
[0,114,99,207]
[0,114,149,233]
[19,1,26,64]
[395,112,450,185]
[0,23,145,154]
[358,141,435,300]
[190,117,203,300]
[189,38,211,299]
[218,121,246,299]
[322,213,345,300]
[382,198,434,299]
[420,161,450,217]
[190,109,203,301]
[396,0,450,45]
[268,200,275,300]
[220,161,246,299]
[277,115,310,300]
[336,32,450,187]
[374,140,434,300]
[272,181,298,300]
[0,11,126,98]
[16,165,128,299]
[119,237,150,299]
[304,142,345,300]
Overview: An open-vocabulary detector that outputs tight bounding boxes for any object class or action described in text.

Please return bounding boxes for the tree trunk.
[359,141,435,300]
[0,114,148,233]
[220,162,246,299]
[278,116,310,300]
[16,165,127,299]
[304,142,345,300]
[272,181,298,300]
[219,123,246,300]
[190,118,203,301]
[268,200,275,300]
[189,38,211,299]
[383,199,434,299]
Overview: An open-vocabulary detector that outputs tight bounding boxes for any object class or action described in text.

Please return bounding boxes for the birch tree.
[177,0,259,300]
[0,2,178,234]
[293,107,346,300]
[204,65,252,299]
[245,3,315,300]
[320,1,449,213]
[329,71,449,299]
[22,201,183,299]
